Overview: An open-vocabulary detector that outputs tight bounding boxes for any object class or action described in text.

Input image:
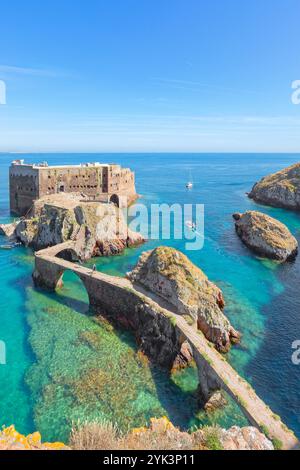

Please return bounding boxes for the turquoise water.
[1,153,300,441]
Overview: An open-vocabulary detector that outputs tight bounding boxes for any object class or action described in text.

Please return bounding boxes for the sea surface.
[0,153,299,443]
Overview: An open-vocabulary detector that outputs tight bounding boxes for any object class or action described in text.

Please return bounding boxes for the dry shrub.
[70,418,224,451]
[70,421,120,450]
[120,430,194,450]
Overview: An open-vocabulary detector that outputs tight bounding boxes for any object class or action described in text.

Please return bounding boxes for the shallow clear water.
[0,153,299,441]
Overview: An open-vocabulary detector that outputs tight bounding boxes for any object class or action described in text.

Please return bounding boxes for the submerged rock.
[249,162,300,210]
[233,211,298,262]
[204,391,227,412]
[0,193,144,260]
[128,246,240,352]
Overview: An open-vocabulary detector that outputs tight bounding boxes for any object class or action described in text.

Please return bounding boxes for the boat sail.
[186,170,193,189]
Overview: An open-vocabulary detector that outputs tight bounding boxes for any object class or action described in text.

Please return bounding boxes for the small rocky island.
[0,193,144,260]
[249,162,300,210]
[128,246,240,352]
[233,211,298,262]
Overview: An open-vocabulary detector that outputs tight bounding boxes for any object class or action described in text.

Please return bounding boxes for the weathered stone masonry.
[9,160,137,216]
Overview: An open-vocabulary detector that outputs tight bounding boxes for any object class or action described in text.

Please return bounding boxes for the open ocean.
[0,153,299,442]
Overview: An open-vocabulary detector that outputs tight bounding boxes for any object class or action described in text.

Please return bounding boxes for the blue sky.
[0,0,300,152]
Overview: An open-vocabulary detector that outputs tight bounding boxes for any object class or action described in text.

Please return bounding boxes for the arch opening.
[110,194,120,207]
[56,248,80,262]
[58,269,90,314]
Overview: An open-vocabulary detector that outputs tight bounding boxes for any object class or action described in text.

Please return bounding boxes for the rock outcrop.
[129,418,273,450]
[249,162,300,210]
[70,416,274,450]
[0,419,275,451]
[0,426,69,450]
[127,246,240,352]
[218,425,274,451]
[0,193,144,260]
[0,221,18,239]
[233,211,298,261]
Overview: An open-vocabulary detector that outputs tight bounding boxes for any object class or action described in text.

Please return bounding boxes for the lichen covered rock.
[233,211,298,261]
[128,246,240,352]
[0,425,69,450]
[249,162,300,210]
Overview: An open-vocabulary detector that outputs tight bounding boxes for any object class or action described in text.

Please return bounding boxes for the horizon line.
[1,151,300,155]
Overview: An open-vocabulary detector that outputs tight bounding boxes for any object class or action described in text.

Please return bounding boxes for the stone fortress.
[9,159,137,216]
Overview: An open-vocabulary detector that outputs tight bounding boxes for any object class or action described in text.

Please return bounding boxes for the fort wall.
[9,161,137,215]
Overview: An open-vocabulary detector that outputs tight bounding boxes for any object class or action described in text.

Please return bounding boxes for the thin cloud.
[0,64,67,78]
[151,77,264,95]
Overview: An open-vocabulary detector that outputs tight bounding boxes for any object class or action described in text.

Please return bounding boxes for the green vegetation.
[236,395,247,409]
[124,286,135,294]
[202,426,223,450]
[272,437,283,450]
[259,424,270,439]
[201,352,214,367]
[183,314,194,326]
[272,413,281,421]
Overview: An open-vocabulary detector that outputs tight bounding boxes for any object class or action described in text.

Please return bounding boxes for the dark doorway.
[110,194,120,207]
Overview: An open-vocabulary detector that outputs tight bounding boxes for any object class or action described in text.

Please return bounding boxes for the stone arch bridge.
[32,242,299,450]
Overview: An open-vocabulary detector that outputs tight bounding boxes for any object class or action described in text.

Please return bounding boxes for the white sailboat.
[186,170,193,189]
